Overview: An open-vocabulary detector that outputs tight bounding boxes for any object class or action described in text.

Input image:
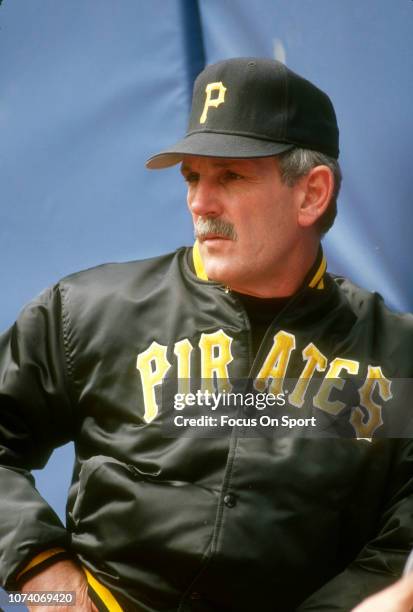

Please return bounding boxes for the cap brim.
[145,132,295,169]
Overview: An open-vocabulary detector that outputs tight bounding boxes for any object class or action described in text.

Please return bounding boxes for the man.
[1,58,413,611]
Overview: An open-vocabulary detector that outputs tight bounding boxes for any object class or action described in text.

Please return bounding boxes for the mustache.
[195,217,238,241]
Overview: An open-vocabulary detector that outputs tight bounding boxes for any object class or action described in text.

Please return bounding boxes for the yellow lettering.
[351,366,392,438]
[289,343,327,408]
[313,357,359,415]
[254,331,295,395]
[136,342,171,423]
[199,329,233,393]
[174,338,193,396]
[200,82,227,124]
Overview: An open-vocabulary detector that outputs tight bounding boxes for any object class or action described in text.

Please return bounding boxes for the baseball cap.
[146,57,339,169]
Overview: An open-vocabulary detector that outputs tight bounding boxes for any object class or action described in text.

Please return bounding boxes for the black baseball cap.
[146,57,339,169]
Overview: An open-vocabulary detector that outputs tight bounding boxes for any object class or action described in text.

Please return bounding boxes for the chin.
[204,261,239,287]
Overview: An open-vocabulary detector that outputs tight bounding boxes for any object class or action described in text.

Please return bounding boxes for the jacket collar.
[192,240,327,292]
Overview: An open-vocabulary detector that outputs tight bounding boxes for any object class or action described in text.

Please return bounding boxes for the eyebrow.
[180,159,251,173]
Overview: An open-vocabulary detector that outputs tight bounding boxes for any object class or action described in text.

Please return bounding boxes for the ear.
[296,166,334,228]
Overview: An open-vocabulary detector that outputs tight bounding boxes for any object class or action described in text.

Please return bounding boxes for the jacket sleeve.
[297,440,413,611]
[0,284,75,589]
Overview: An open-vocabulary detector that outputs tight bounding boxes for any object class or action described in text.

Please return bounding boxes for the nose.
[187,178,222,218]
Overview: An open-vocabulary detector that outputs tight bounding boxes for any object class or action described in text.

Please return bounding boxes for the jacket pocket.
[69,453,217,600]
[70,454,217,535]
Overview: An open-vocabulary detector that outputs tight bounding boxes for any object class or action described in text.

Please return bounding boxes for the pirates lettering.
[136,330,391,435]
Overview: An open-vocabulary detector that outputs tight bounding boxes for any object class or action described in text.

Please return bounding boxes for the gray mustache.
[195,217,238,241]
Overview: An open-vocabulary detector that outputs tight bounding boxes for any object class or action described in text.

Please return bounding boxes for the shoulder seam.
[58,282,75,386]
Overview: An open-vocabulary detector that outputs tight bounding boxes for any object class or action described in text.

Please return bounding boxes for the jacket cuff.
[15,548,69,586]
[83,568,123,612]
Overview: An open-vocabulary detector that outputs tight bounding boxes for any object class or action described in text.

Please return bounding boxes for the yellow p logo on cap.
[200,82,227,124]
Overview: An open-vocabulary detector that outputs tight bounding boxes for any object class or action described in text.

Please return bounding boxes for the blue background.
[0,1,412,607]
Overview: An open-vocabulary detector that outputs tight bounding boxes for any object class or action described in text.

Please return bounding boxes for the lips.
[198,233,231,242]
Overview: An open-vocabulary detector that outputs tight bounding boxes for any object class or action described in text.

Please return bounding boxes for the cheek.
[245,200,294,247]
[186,197,196,222]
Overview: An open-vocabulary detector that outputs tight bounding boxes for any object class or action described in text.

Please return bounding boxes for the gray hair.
[277,148,342,235]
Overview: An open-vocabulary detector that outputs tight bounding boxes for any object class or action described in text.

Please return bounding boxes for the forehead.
[180,155,279,174]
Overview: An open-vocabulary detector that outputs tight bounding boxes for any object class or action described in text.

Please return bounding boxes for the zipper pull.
[224,286,231,294]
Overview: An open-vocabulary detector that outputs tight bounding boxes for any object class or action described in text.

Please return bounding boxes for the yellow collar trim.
[193,240,208,280]
[192,242,327,290]
[308,254,327,289]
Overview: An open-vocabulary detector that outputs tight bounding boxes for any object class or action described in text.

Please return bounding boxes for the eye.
[224,170,243,181]
[182,172,199,184]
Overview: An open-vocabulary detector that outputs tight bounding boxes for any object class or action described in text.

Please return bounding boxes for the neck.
[227,242,321,298]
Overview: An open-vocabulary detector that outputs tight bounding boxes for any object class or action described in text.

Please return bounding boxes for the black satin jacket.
[1,246,413,611]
